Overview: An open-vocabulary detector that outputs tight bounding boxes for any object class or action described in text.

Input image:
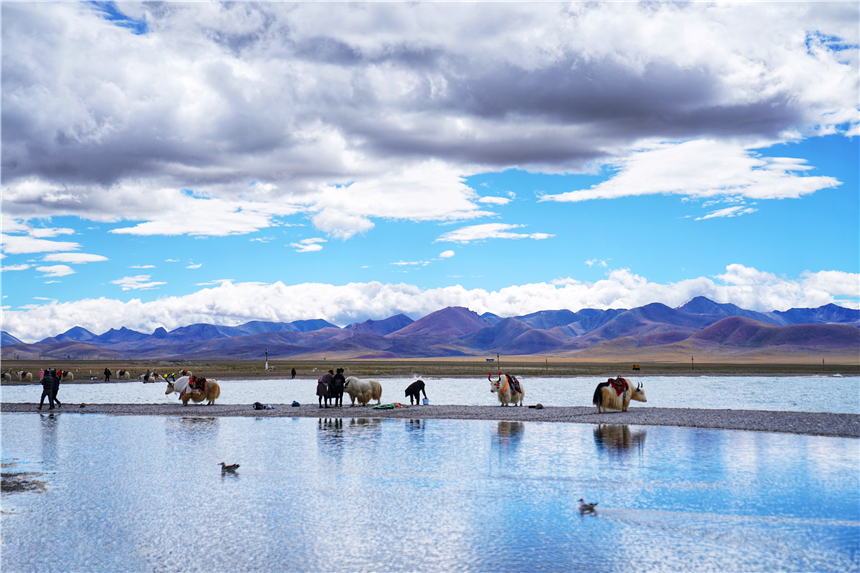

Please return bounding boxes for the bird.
[578,498,597,513]
[219,462,240,473]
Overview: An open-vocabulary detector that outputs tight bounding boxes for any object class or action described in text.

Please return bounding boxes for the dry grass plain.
[3,356,858,383]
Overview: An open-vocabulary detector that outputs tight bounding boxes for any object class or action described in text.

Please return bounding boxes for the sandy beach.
[2,402,857,438]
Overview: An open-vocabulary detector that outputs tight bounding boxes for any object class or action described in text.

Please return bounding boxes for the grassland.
[3,356,858,383]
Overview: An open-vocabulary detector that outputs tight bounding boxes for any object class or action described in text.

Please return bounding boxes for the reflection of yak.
[165,376,220,405]
[593,424,647,457]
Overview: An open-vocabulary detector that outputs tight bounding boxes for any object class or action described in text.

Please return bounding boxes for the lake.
[2,375,859,414]
[2,413,858,572]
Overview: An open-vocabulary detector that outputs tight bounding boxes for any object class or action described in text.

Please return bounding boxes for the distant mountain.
[389,306,492,338]
[345,314,414,336]
[2,298,857,361]
[691,316,860,348]
[1,331,23,346]
[770,303,860,327]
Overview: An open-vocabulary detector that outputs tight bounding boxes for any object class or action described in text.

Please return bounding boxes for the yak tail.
[593,381,610,408]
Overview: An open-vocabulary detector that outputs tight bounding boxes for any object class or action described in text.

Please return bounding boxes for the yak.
[592,377,646,413]
[343,376,382,406]
[165,375,220,406]
[489,373,524,407]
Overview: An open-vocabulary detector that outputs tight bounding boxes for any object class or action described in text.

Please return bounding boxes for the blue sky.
[2,2,858,342]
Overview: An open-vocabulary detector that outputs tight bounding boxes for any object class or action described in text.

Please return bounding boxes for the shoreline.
[2,402,857,438]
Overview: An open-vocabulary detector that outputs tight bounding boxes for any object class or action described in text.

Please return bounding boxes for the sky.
[1,1,858,343]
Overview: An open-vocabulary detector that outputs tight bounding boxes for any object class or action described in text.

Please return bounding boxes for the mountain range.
[2,297,858,362]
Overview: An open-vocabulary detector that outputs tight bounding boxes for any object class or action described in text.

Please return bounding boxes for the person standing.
[291,367,296,379]
[50,369,62,408]
[104,367,111,382]
[37,367,55,410]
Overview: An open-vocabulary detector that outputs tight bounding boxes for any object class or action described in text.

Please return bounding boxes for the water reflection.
[593,423,647,458]
[2,414,857,573]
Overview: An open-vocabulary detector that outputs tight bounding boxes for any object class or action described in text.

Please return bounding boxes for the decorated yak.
[17,371,33,382]
[343,376,382,406]
[489,372,524,407]
[165,375,220,406]
[117,369,131,380]
[592,377,646,413]
[60,371,74,382]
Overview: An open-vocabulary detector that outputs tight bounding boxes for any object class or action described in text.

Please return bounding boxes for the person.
[104,367,111,382]
[291,367,296,379]
[330,367,346,408]
[37,367,55,410]
[404,380,427,405]
[50,368,62,408]
[144,369,151,382]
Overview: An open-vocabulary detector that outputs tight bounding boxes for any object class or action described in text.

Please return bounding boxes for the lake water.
[2,414,858,572]
[3,375,859,414]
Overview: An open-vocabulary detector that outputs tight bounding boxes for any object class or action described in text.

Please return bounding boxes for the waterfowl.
[578,498,597,512]
[220,462,240,473]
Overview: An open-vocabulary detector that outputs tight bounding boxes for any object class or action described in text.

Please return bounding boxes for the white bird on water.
[220,462,240,473]
[578,498,597,513]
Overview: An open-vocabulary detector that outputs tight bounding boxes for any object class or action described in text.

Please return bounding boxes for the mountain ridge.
[2,297,857,361]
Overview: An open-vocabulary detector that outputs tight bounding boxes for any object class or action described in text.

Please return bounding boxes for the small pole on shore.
[691,355,694,371]
[265,348,269,372]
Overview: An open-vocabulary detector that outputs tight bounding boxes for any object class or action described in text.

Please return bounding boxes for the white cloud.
[110,275,167,291]
[36,265,75,277]
[290,238,326,253]
[439,250,456,259]
[130,265,155,269]
[3,264,856,342]
[3,3,854,240]
[1,234,81,255]
[478,197,511,205]
[540,140,842,205]
[2,264,30,272]
[436,223,554,244]
[42,252,108,264]
[28,228,75,239]
[392,261,429,267]
[696,206,759,221]
[186,263,202,269]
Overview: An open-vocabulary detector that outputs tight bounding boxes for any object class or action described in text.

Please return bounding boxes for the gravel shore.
[2,402,857,438]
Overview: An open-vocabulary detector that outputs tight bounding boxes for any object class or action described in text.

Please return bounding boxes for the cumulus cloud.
[3,264,857,342]
[2,264,30,272]
[2,2,855,240]
[439,250,456,259]
[436,223,554,244]
[186,263,202,269]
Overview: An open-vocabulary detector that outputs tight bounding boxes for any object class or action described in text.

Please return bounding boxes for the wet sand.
[2,402,857,438]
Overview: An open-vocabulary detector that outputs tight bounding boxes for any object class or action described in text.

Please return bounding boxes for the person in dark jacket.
[404,380,427,405]
[37,367,55,410]
[104,368,111,382]
[50,369,62,408]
